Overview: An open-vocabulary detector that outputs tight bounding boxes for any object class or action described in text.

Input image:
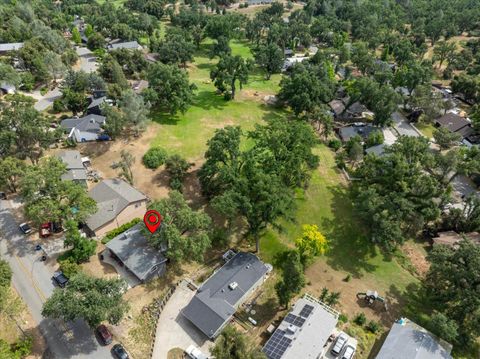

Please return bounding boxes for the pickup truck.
[52,271,69,288]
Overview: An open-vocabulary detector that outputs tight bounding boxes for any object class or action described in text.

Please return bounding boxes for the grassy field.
[415,122,436,138]
[150,39,284,160]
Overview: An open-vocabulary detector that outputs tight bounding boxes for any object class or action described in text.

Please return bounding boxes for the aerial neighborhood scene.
[1,0,480,358]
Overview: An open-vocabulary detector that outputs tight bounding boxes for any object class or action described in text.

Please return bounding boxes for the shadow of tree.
[322,185,378,278]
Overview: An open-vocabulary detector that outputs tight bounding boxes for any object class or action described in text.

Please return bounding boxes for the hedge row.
[101,218,142,244]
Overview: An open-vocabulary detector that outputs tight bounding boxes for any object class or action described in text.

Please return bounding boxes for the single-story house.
[432,231,480,248]
[85,178,148,237]
[248,0,274,5]
[0,42,24,54]
[263,294,339,359]
[60,114,107,142]
[0,83,15,95]
[57,150,87,185]
[104,223,167,284]
[328,99,346,117]
[434,113,474,139]
[376,318,452,359]
[338,124,377,142]
[340,101,374,121]
[365,143,387,157]
[107,41,143,51]
[182,252,270,339]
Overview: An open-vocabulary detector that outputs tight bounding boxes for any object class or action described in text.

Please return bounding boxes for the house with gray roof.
[104,223,167,284]
[107,41,143,51]
[181,252,270,339]
[86,96,108,116]
[0,83,16,95]
[0,42,24,54]
[60,114,107,142]
[263,294,339,359]
[338,124,378,142]
[376,318,452,359]
[57,150,87,185]
[85,178,148,237]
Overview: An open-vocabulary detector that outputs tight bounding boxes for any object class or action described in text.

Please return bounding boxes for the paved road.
[33,87,62,112]
[0,200,112,359]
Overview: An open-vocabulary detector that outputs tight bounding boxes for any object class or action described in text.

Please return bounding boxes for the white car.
[331,333,348,356]
[186,345,209,359]
[341,344,356,359]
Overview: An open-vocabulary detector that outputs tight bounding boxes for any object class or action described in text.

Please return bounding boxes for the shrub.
[58,258,81,278]
[53,99,65,113]
[165,154,192,192]
[366,130,384,147]
[354,312,367,326]
[366,320,380,333]
[339,313,348,324]
[211,228,229,248]
[343,274,351,282]
[143,147,168,169]
[102,218,142,244]
[328,138,342,151]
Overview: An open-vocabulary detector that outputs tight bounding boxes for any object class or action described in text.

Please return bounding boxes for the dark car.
[96,324,113,345]
[52,271,69,288]
[97,134,111,141]
[111,344,129,359]
[19,222,32,234]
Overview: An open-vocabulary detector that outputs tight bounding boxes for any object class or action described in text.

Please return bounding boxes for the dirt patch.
[168,348,185,359]
[80,243,118,279]
[237,89,271,102]
[401,242,430,278]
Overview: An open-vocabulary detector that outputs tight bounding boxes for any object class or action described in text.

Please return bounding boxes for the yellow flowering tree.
[295,224,328,266]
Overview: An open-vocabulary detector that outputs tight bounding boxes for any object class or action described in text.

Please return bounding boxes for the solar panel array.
[263,303,317,359]
[299,304,314,318]
[263,330,292,359]
[284,313,306,327]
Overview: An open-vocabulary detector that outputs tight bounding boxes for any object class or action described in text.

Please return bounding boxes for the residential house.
[432,231,480,248]
[103,223,167,285]
[60,114,107,142]
[248,0,274,5]
[434,112,474,140]
[365,143,387,157]
[57,150,87,186]
[0,42,24,55]
[376,318,453,359]
[107,41,143,51]
[85,178,148,237]
[263,294,340,359]
[338,124,377,142]
[181,252,270,339]
[86,96,108,116]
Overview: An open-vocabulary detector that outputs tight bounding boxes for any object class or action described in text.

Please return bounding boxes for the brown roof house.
[85,179,148,237]
[434,113,474,139]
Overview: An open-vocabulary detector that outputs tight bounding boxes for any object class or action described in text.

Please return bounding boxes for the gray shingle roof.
[108,41,142,51]
[105,223,167,281]
[86,179,147,231]
[0,42,24,52]
[87,96,107,110]
[182,252,268,338]
[339,125,377,142]
[57,150,87,181]
[376,318,452,359]
[60,114,106,133]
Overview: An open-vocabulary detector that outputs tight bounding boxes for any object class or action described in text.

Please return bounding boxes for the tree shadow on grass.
[149,108,181,126]
[193,90,229,111]
[322,185,379,278]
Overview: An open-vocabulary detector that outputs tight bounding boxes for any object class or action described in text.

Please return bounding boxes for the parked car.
[97,134,111,141]
[341,344,356,359]
[186,345,209,359]
[52,271,69,288]
[331,332,348,356]
[19,223,32,234]
[96,324,112,345]
[111,344,129,359]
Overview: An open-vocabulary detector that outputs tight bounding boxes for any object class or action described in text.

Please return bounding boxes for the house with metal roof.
[181,252,270,339]
[57,150,88,185]
[107,41,143,51]
[0,42,24,54]
[263,294,339,359]
[103,223,167,285]
[85,179,148,237]
[376,318,452,359]
[60,114,107,142]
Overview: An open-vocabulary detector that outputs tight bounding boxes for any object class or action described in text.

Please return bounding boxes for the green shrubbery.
[142,147,168,169]
[101,218,142,244]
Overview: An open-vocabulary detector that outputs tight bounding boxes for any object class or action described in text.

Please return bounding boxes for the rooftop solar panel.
[284,313,306,327]
[299,304,314,318]
[263,330,292,359]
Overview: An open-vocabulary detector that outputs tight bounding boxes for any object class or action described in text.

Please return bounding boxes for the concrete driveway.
[76,47,98,74]
[152,280,213,359]
[392,111,421,137]
[0,200,112,359]
[33,87,62,111]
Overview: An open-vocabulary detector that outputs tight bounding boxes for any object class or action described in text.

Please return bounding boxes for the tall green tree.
[275,250,305,308]
[63,220,97,263]
[433,41,456,68]
[211,326,266,359]
[146,63,196,114]
[42,273,129,328]
[0,157,27,193]
[146,191,211,262]
[210,55,254,100]
[253,42,284,80]
[165,154,192,191]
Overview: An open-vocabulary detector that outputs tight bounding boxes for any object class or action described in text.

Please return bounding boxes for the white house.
[60,114,107,142]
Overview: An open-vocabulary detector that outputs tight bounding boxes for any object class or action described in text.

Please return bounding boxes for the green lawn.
[260,145,418,294]
[150,39,284,159]
[415,123,436,138]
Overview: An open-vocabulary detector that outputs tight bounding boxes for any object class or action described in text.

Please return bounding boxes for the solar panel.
[284,313,306,327]
[299,304,314,318]
[263,330,292,359]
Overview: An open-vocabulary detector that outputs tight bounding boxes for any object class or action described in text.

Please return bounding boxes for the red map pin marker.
[144,210,162,234]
